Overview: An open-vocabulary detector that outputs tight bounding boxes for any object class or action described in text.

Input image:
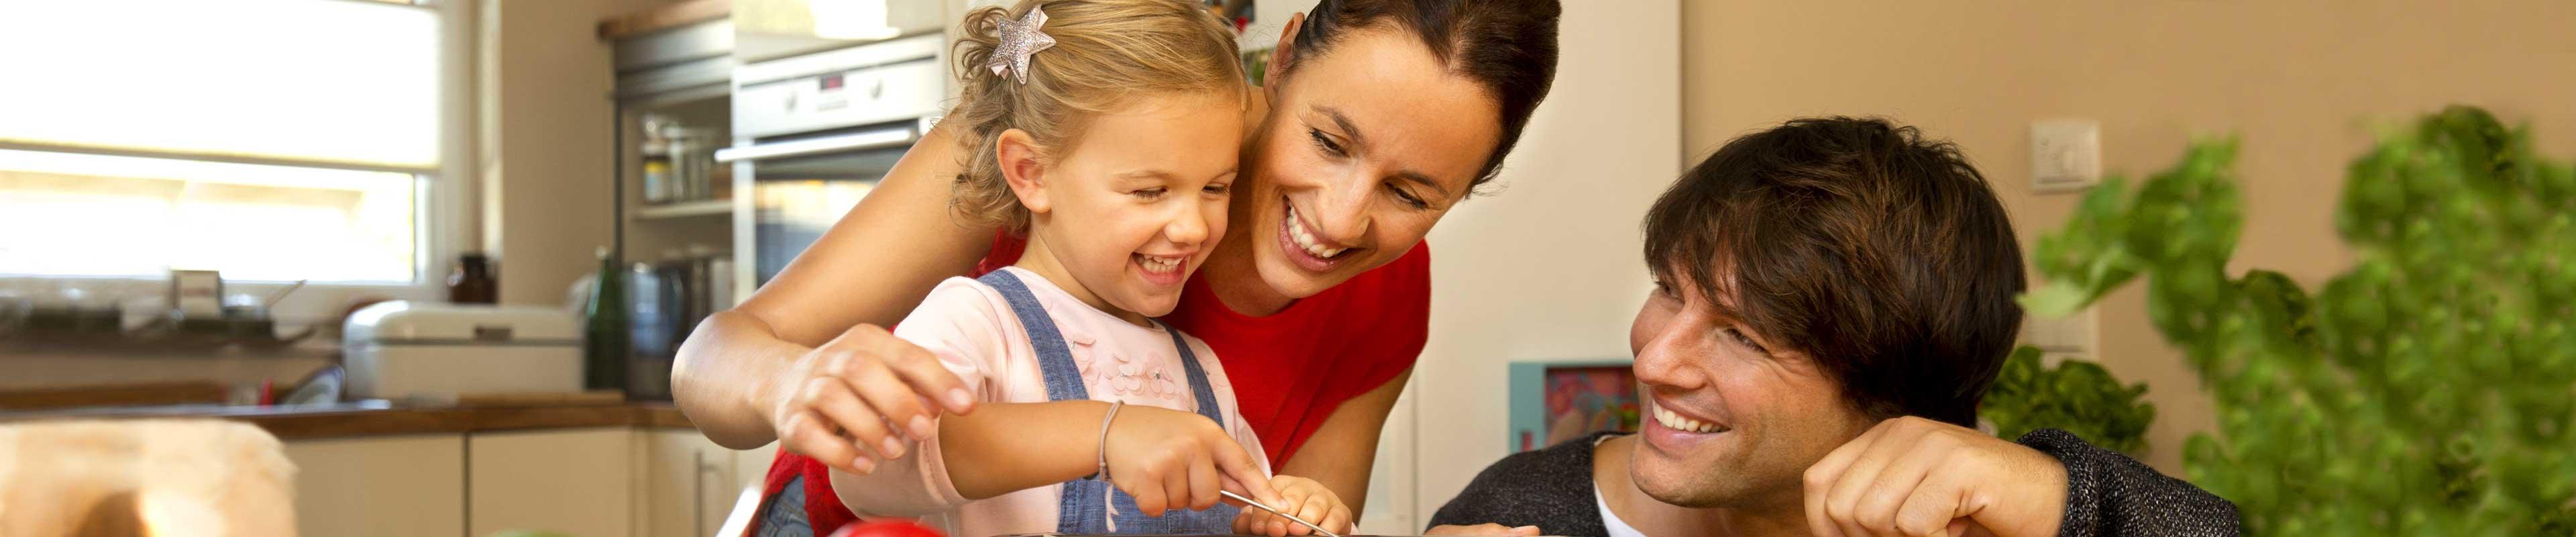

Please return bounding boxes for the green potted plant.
[2021,106,2576,534]
[1981,346,2156,455]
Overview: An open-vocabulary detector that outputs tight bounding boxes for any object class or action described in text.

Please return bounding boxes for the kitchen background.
[1,0,2570,535]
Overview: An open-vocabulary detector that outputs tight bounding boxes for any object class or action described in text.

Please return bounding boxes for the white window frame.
[0,0,472,329]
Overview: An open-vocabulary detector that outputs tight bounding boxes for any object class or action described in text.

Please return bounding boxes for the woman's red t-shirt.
[760,234,1432,533]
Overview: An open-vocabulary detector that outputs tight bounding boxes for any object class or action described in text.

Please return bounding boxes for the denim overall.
[979,269,1243,534]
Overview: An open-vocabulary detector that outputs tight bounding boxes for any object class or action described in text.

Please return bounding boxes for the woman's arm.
[672,119,996,455]
[1275,368,1411,518]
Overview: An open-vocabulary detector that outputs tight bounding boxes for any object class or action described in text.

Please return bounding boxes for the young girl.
[825,1,1346,536]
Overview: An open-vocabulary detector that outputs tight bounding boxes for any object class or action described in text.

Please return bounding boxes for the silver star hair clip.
[987,5,1056,85]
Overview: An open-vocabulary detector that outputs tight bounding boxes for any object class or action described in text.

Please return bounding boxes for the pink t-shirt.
[830,266,1271,536]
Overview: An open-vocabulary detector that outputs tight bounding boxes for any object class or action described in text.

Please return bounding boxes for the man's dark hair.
[1283,0,1560,188]
[1642,117,2026,427]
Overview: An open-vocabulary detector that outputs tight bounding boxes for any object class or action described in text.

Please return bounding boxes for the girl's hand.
[1230,475,1352,536]
[1102,405,1285,517]
[762,324,976,475]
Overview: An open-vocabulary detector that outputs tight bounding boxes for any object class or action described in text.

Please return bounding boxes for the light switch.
[2031,119,2101,193]
[2025,305,2098,365]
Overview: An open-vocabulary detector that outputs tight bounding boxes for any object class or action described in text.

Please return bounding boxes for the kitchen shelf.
[596,0,728,40]
[631,199,731,220]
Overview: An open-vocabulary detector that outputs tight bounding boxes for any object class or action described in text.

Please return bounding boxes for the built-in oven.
[716,34,947,300]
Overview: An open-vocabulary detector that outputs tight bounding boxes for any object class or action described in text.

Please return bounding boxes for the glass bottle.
[582,246,630,391]
[446,253,497,304]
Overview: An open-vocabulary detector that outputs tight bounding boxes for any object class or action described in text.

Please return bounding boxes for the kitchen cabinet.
[282,434,466,537]
[714,441,784,536]
[611,13,736,305]
[282,426,768,536]
[468,428,640,536]
[640,428,744,537]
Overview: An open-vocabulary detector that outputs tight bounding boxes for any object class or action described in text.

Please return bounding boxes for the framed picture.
[1507,359,1643,452]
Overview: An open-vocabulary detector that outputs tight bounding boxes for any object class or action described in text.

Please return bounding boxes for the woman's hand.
[1230,475,1353,536]
[762,324,977,475]
[1424,524,1543,536]
[1802,416,2068,537]
[1101,405,1285,517]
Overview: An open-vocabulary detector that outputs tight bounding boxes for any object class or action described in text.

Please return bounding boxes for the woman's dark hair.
[1283,0,1560,189]
[1642,117,2028,428]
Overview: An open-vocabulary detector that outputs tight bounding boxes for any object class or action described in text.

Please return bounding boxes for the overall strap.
[971,270,1106,535]
[973,270,1090,402]
[1157,320,1226,428]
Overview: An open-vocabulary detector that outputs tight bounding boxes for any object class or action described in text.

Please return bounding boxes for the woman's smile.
[1279,200,1358,272]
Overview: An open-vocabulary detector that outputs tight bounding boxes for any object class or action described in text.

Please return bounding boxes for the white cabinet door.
[468,428,637,536]
[712,441,783,537]
[641,428,742,537]
[283,434,466,537]
[732,441,778,492]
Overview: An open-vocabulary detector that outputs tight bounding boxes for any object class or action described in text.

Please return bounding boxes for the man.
[1427,117,2237,536]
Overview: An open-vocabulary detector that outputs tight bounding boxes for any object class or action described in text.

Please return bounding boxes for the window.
[0,150,419,282]
[0,0,459,293]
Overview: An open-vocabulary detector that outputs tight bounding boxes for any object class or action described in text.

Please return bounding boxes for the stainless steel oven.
[717,34,947,299]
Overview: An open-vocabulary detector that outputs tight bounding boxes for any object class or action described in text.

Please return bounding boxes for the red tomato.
[827,520,946,537]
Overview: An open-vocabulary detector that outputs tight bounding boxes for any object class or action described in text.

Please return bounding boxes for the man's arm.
[2017,428,2240,536]
[1804,418,2239,537]
[1423,434,1609,536]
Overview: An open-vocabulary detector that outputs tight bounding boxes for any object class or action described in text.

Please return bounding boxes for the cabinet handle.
[692,451,706,536]
[713,128,917,162]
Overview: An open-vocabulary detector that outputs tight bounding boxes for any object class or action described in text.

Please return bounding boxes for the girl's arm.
[832,400,1285,518]
[672,119,994,460]
[933,401,1120,497]
[827,401,1107,517]
[1275,367,1413,518]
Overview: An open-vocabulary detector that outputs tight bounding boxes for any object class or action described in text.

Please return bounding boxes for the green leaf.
[2019,282,2096,318]
[2025,105,2576,534]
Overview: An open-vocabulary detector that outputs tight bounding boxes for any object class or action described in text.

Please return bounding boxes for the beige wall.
[1682,0,2576,473]
[480,0,685,307]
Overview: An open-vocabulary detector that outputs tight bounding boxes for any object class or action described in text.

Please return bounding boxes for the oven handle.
[714,127,918,163]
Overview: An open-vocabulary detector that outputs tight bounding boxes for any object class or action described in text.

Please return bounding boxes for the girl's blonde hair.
[949,0,1246,234]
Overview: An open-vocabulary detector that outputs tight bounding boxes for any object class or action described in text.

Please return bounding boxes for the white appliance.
[341,301,583,401]
[718,34,949,298]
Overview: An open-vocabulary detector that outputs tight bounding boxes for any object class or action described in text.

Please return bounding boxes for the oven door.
[716,121,922,297]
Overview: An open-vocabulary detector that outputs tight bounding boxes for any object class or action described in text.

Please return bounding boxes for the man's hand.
[1803,416,2069,537]
[1424,524,1542,536]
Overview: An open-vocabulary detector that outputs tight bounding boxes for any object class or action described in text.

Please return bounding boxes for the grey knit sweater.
[1427,429,2240,536]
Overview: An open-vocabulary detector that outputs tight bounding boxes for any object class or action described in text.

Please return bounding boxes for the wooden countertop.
[0,401,696,440]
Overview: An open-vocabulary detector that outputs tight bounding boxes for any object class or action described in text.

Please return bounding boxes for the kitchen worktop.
[0,399,694,440]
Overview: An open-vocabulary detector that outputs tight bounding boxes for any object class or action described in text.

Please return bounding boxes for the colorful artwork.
[1507,360,1642,452]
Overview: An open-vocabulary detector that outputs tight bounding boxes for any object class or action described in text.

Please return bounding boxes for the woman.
[672,1,1562,533]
